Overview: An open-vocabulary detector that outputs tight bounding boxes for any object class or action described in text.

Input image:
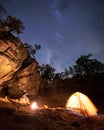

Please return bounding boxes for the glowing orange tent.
[65,92,98,117]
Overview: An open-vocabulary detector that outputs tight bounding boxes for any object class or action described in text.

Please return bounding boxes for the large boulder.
[0,38,29,84]
[0,37,41,99]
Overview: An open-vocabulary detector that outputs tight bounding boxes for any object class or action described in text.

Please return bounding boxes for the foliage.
[39,64,55,82]
[0,15,24,36]
[57,68,72,80]
[24,43,41,59]
[0,3,24,38]
[5,15,24,34]
[69,53,104,76]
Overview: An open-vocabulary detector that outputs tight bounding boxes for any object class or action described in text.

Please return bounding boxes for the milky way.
[1,0,104,72]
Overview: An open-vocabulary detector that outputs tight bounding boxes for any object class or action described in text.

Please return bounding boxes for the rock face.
[0,37,41,99]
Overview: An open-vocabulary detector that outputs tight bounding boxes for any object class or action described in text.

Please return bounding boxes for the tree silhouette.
[1,15,25,34]
[24,43,41,59]
[0,3,24,36]
[0,16,25,40]
[69,53,104,76]
[39,64,55,82]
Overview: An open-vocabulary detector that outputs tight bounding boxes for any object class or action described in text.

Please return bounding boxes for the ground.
[0,98,104,130]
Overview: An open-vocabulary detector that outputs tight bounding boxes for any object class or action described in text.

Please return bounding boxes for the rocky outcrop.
[0,37,41,99]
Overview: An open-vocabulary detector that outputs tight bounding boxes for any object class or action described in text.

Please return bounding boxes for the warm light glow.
[31,102,38,110]
[65,92,98,117]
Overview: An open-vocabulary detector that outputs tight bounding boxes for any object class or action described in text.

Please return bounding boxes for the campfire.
[31,102,38,110]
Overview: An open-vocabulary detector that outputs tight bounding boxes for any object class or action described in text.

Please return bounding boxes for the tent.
[65,92,98,117]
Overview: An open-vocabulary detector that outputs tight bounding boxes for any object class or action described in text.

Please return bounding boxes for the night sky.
[1,0,104,72]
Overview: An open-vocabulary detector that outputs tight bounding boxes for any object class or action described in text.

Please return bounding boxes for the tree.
[3,15,24,34]
[0,3,24,36]
[69,53,104,76]
[39,64,55,82]
[54,69,71,80]
[0,16,25,39]
[24,43,41,59]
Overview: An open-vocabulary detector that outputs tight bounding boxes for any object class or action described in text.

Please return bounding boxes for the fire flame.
[31,102,38,110]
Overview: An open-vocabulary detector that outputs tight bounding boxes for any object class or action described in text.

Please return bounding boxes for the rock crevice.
[0,37,41,99]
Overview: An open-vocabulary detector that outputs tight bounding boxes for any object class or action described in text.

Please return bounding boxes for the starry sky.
[1,0,104,72]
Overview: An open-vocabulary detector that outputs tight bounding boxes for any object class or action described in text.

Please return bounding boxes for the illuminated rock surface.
[0,37,40,98]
